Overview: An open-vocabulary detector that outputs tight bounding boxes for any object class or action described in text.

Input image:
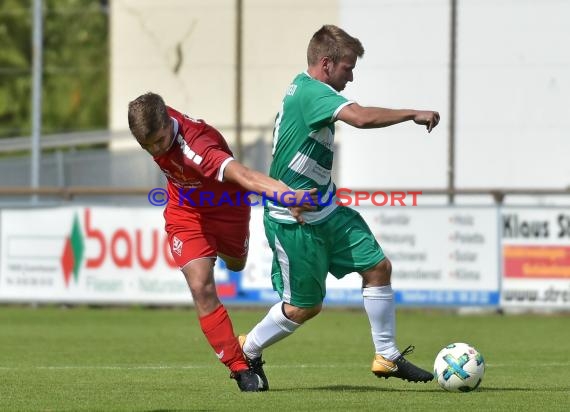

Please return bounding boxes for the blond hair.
[307,25,364,65]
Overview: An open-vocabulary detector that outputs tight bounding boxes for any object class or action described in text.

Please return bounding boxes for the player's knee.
[284,303,322,324]
[362,258,392,286]
[223,256,247,272]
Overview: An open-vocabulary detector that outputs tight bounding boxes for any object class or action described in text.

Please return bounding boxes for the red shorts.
[164,203,250,268]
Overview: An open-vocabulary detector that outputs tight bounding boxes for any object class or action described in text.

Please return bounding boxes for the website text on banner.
[501,208,570,308]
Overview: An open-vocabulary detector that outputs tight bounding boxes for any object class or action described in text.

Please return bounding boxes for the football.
[433,342,485,392]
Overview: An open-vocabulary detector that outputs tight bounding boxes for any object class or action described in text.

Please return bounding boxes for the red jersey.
[154,107,247,210]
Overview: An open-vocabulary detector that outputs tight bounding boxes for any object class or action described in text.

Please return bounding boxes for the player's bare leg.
[182,258,263,391]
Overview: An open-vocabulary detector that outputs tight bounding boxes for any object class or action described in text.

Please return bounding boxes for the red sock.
[199,304,248,373]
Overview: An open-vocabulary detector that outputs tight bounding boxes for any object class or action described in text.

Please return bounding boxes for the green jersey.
[266,71,353,224]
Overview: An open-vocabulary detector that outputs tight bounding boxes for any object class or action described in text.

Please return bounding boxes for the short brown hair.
[307,25,364,66]
[127,92,170,143]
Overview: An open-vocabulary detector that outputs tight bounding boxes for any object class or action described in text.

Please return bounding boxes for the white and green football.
[434,342,485,392]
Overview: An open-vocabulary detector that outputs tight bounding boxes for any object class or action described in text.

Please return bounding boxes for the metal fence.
[0,129,274,205]
[1,130,569,207]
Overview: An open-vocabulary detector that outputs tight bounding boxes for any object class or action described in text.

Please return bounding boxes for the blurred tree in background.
[0,0,108,138]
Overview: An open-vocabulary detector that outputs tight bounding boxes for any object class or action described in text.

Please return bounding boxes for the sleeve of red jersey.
[191,134,234,182]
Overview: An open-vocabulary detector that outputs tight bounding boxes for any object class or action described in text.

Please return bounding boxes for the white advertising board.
[0,206,500,307]
[337,207,499,305]
[247,206,500,306]
[0,206,281,305]
[0,207,189,304]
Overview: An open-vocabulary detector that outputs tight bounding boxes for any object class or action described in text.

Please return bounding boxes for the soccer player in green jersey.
[240,25,440,389]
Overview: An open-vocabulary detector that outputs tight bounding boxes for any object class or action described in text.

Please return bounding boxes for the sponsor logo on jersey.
[172,236,183,256]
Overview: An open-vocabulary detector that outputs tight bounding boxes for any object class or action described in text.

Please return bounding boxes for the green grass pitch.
[0,306,568,411]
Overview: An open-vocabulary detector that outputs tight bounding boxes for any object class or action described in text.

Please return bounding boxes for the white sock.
[362,285,400,361]
[243,301,301,359]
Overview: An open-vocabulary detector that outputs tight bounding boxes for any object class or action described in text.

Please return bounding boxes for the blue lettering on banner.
[217,286,499,307]
[324,289,364,305]
[395,290,499,306]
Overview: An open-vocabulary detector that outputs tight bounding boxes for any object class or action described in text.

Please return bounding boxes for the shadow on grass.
[272,385,569,393]
[271,385,442,393]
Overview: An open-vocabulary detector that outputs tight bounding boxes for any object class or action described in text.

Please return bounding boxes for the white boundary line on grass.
[1,362,570,371]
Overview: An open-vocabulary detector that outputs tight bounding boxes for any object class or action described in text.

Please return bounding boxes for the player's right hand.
[413,111,440,133]
[289,188,318,225]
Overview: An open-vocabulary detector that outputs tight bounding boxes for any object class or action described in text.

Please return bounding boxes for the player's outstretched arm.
[337,102,440,132]
[223,160,317,224]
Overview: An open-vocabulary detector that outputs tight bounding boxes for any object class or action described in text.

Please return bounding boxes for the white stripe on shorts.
[275,237,291,303]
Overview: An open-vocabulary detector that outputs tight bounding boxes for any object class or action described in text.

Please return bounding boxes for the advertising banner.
[353,207,499,306]
[246,206,500,306]
[0,206,500,307]
[0,207,188,304]
[0,206,281,305]
[501,208,570,308]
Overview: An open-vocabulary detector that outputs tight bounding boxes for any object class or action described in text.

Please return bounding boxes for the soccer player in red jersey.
[127,92,314,392]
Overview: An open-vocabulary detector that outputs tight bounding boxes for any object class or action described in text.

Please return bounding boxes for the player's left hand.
[413,111,440,133]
